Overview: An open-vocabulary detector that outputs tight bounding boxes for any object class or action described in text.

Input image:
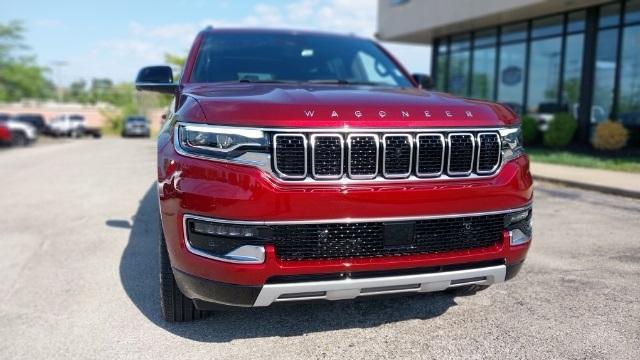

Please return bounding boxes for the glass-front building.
[431,0,640,144]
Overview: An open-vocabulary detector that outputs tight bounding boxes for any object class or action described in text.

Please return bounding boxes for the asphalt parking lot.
[0,138,638,359]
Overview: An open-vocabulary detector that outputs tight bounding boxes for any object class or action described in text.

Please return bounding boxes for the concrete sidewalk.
[531,162,640,198]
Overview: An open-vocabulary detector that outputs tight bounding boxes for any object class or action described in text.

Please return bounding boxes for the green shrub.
[543,112,577,148]
[521,115,539,146]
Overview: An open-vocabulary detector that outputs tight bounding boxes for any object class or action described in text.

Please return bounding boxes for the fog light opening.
[510,229,531,246]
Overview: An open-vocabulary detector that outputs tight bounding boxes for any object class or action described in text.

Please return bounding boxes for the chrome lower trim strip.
[182,203,532,226]
[253,265,507,306]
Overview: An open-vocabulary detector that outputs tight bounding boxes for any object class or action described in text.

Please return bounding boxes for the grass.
[527,147,640,173]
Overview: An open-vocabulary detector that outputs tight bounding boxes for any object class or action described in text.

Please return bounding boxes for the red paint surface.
[156,28,532,286]
[0,124,10,142]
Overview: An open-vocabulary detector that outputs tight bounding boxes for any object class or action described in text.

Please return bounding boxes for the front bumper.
[175,262,524,308]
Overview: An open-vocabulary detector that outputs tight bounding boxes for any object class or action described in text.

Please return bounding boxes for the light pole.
[50,60,68,103]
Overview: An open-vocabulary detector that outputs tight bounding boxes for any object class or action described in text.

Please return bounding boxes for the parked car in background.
[121,116,150,137]
[0,113,38,146]
[48,114,101,138]
[12,113,47,134]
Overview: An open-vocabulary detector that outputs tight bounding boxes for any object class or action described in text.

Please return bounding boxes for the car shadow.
[119,184,457,342]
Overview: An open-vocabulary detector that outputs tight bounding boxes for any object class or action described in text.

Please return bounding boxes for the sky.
[3,0,431,86]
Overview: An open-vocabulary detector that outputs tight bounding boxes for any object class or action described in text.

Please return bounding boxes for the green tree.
[0,20,54,102]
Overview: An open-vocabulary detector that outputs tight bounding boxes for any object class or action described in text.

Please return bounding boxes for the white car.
[48,114,86,137]
[0,114,38,146]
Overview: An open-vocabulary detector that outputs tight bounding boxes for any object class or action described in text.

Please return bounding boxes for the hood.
[182,83,518,128]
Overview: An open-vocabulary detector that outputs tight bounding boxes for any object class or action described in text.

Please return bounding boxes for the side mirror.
[412,73,433,90]
[135,66,178,94]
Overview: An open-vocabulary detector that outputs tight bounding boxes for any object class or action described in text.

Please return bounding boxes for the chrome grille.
[416,134,445,177]
[447,133,474,175]
[311,134,343,179]
[348,134,378,179]
[383,134,412,178]
[477,133,501,174]
[273,134,307,179]
[271,131,501,181]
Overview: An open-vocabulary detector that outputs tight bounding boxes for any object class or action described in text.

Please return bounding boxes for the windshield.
[190,32,413,87]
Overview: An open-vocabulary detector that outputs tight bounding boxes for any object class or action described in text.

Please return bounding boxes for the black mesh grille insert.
[271,214,504,260]
[477,133,501,173]
[312,135,343,177]
[349,135,378,176]
[384,135,412,176]
[448,134,474,174]
[274,135,306,178]
[417,134,444,176]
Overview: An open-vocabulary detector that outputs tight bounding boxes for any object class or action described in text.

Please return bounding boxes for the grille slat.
[274,134,307,179]
[348,134,378,178]
[477,133,501,174]
[272,131,501,181]
[416,134,445,177]
[272,214,505,261]
[383,135,412,178]
[312,135,343,179]
[447,133,475,175]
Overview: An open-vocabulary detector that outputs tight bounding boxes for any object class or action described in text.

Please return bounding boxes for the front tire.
[159,222,208,322]
[10,131,28,147]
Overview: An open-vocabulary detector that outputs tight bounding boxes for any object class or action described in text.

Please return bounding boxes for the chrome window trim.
[273,133,308,180]
[447,133,475,176]
[382,134,413,179]
[476,132,502,175]
[182,203,532,226]
[415,133,445,177]
[347,133,379,180]
[310,133,344,180]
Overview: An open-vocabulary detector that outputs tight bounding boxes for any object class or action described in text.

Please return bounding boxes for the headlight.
[175,123,269,160]
[500,127,524,162]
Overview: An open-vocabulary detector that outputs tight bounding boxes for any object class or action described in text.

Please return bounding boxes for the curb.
[533,175,640,199]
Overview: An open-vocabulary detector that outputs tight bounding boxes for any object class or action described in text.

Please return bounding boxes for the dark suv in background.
[122,116,151,138]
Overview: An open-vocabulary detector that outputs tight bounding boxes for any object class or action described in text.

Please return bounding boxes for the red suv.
[136,28,533,322]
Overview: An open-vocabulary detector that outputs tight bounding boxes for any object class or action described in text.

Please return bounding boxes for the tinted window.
[0,114,9,122]
[618,25,640,126]
[532,16,563,38]
[562,34,585,115]
[191,32,412,87]
[501,23,527,43]
[527,37,562,113]
[627,0,640,24]
[599,4,621,28]
[70,115,84,121]
[498,42,526,113]
[592,28,619,122]
[567,11,586,33]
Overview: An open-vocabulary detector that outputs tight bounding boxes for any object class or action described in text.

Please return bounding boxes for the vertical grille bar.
[447,133,475,176]
[477,133,501,174]
[383,134,413,178]
[347,134,379,179]
[273,134,307,179]
[311,134,344,179]
[416,134,445,177]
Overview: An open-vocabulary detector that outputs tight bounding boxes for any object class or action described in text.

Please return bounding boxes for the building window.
[447,34,471,96]
[617,25,640,127]
[527,16,563,114]
[562,33,585,119]
[498,43,526,114]
[471,30,497,100]
[435,40,449,91]
[592,28,619,123]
